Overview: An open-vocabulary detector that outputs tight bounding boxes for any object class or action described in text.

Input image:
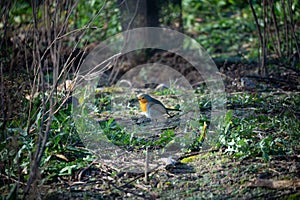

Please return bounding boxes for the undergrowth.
[1,90,299,198]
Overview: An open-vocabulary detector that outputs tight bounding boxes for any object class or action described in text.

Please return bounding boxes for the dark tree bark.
[112,0,183,84]
[117,0,183,31]
[117,0,159,30]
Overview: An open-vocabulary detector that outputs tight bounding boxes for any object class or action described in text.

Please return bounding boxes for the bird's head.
[137,93,152,103]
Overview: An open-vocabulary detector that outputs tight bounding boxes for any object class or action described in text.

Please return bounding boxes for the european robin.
[137,93,180,120]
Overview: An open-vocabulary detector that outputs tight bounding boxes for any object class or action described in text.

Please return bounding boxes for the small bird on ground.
[137,93,181,121]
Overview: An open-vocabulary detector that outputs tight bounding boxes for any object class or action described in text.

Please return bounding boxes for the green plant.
[217,93,299,160]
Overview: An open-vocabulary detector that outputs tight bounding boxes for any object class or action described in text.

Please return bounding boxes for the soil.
[45,151,300,199]
[2,49,299,199]
[44,52,300,199]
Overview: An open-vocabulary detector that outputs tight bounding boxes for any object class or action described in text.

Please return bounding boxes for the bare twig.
[281,0,290,58]
[248,0,266,76]
[0,173,27,186]
[262,0,268,76]
[144,146,149,183]
[269,0,282,57]
[287,0,300,59]
[0,0,12,136]
[23,0,83,198]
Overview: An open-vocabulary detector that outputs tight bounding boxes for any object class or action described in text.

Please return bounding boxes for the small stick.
[144,146,149,183]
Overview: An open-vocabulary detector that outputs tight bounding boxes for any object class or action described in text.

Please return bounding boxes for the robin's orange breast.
[138,98,148,113]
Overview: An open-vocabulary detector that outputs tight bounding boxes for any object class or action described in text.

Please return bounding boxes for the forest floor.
[45,150,300,199]
[44,57,300,200]
[2,51,299,199]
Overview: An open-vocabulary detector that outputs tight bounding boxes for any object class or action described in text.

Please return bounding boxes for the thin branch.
[262,0,268,76]
[269,0,282,57]
[281,0,290,57]
[248,0,265,75]
[287,0,300,59]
